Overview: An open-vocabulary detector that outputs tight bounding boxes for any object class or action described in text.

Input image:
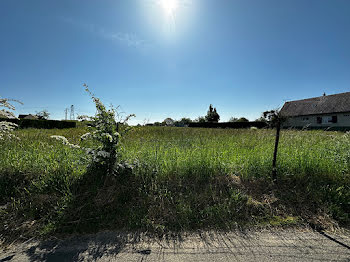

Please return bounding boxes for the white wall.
[283,112,350,128]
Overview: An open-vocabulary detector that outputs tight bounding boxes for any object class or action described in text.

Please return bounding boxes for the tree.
[228,117,238,122]
[174,118,192,127]
[255,116,268,123]
[179,117,192,125]
[36,109,50,120]
[194,116,206,123]
[236,117,249,122]
[205,104,220,123]
[263,110,285,128]
[163,118,174,126]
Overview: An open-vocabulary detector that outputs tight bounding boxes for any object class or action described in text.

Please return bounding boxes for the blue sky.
[1,0,350,124]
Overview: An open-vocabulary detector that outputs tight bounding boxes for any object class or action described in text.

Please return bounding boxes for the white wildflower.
[0,121,19,140]
[97,150,110,158]
[50,135,69,145]
[80,132,91,140]
[69,144,81,149]
[85,148,94,154]
[50,135,81,149]
[101,133,113,142]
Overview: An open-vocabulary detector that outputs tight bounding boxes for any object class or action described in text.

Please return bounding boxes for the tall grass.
[120,127,350,178]
[0,128,88,199]
[0,127,349,240]
[1,127,349,183]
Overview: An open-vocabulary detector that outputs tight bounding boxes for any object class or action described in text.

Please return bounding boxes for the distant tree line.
[146,104,277,127]
[148,105,258,127]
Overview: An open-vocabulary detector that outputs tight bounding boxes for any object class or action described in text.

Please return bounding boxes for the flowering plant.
[0,96,22,140]
[51,84,135,175]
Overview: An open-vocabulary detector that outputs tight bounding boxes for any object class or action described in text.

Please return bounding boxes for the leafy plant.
[51,84,135,175]
[0,95,22,140]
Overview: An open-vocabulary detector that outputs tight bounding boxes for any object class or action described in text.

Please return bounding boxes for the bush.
[51,84,134,175]
[189,121,268,129]
[0,118,76,129]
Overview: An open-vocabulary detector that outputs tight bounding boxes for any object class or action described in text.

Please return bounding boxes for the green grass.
[1,127,350,242]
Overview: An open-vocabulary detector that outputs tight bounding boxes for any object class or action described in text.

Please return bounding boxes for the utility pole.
[64,108,69,120]
[70,105,75,120]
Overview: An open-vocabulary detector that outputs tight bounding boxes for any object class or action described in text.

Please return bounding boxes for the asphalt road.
[1,228,350,261]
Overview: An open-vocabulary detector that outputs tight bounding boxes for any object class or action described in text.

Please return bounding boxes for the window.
[321,116,332,124]
[344,114,350,117]
[318,116,337,124]
[302,117,309,121]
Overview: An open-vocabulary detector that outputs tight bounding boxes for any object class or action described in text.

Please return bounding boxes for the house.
[18,114,38,120]
[280,92,350,130]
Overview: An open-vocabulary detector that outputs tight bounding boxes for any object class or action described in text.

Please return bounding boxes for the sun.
[160,0,178,17]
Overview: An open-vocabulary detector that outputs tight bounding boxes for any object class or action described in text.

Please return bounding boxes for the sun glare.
[160,0,178,17]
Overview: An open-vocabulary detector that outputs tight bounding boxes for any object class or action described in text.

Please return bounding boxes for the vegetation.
[174,117,192,126]
[0,95,21,140]
[51,84,134,176]
[1,91,349,243]
[194,116,206,123]
[228,117,238,122]
[1,126,350,243]
[35,110,50,120]
[229,117,249,123]
[0,118,77,129]
[163,117,175,126]
[205,104,220,122]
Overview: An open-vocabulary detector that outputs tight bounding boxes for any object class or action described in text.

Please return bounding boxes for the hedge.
[188,121,268,129]
[0,118,76,129]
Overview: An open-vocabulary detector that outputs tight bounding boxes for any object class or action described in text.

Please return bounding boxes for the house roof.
[280,92,350,117]
[18,114,38,119]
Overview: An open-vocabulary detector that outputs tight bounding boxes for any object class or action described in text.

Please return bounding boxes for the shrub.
[51,84,134,175]
[0,118,76,129]
[188,121,267,129]
[0,95,21,140]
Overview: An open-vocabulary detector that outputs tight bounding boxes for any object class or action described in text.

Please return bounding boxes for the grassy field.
[1,126,350,242]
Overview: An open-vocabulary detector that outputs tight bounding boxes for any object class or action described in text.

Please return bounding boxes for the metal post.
[272,121,281,181]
